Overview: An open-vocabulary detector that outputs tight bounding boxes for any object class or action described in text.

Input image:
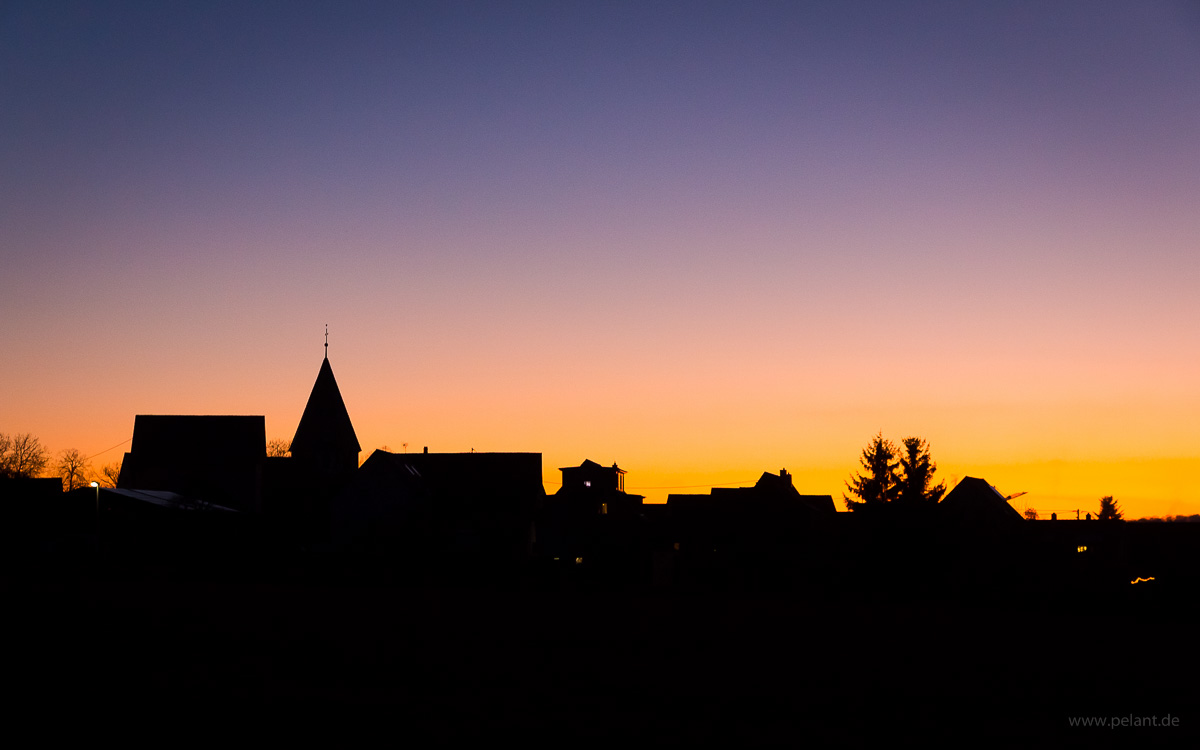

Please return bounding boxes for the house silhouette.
[117,415,267,513]
[938,476,1023,526]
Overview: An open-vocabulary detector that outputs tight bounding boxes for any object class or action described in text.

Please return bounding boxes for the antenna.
[324,324,329,359]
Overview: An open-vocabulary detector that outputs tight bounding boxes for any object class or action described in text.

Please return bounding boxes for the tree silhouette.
[894,437,946,506]
[99,461,122,488]
[844,433,898,511]
[54,448,92,491]
[1023,507,1038,521]
[266,438,291,457]
[1098,495,1123,521]
[0,432,50,479]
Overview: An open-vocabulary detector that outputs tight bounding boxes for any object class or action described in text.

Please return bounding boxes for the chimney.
[780,468,792,486]
[423,446,428,454]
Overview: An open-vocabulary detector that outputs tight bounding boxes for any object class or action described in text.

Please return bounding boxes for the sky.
[3,1,1199,517]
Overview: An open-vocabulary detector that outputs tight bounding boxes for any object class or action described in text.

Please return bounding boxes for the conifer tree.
[843,433,899,511]
[1098,495,1123,521]
[895,437,946,506]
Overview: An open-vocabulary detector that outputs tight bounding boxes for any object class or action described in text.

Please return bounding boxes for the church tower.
[289,329,360,479]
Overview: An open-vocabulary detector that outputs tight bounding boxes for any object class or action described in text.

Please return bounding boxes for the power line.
[628,480,759,490]
[542,478,760,490]
[85,438,131,462]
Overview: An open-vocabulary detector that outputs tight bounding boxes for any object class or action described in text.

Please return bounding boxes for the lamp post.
[90,481,99,530]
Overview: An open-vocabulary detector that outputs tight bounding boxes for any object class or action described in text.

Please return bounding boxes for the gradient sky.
[3,1,1199,517]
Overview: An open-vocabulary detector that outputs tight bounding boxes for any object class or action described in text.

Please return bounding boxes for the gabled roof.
[345,449,545,516]
[129,415,265,460]
[668,469,836,516]
[558,458,621,473]
[290,357,361,455]
[372,449,544,497]
[939,476,1023,524]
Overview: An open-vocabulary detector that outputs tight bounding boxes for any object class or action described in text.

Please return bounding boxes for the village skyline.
[4,3,1198,519]
[3,342,1195,522]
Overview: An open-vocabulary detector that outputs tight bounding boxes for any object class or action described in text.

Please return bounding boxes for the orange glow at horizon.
[24,366,1200,522]
[5,5,1199,524]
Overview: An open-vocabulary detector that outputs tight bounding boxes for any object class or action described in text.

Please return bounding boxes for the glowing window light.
[1077,545,1087,553]
[574,557,583,565]
[584,480,591,487]
[601,503,607,515]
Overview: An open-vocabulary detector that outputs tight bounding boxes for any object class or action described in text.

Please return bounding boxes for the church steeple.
[289,346,360,474]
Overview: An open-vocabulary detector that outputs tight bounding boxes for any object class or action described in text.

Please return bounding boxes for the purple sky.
[4,1,1199,514]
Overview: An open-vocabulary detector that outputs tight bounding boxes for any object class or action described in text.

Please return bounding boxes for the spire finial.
[324,324,328,359]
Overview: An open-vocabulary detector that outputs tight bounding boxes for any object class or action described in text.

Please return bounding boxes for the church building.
[119,334,361,538]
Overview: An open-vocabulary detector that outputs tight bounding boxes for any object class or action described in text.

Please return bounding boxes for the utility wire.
[85,438,131,462]
[628,480,758,490]
[543,478,759,490]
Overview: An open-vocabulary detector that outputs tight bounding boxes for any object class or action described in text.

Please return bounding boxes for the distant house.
[0,476,62,505]
[552,459,645,519]
[938,476,1024,527]
[668,469,835,525]
[666,469,836,588]
[537,459,649,581]
[0,476,64,548]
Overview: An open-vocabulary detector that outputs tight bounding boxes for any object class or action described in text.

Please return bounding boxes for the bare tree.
[266,438,291,457]
[99,461,122,488]
[1023,507,1039,521]
[55,448,92,491]
[0,432,50,479]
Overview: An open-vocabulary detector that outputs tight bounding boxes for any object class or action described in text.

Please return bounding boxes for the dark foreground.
[8,579,1197,744]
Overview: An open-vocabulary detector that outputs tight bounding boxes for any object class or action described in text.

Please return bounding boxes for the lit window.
[1077,545,1087,553]
[673,542,680,551]
[601,503,607,515]
[574,557,583,565]
[584,480,591,487]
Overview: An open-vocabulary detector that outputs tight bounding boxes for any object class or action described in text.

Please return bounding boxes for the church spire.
[290,348,360,471]
[324,323,328,360]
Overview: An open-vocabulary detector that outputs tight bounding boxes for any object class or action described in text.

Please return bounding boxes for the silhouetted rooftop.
[669,470,836,516]
[128,415,265,460]
[97,487,238,513]
[939,476,1023,524]
[290,357,360,456]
